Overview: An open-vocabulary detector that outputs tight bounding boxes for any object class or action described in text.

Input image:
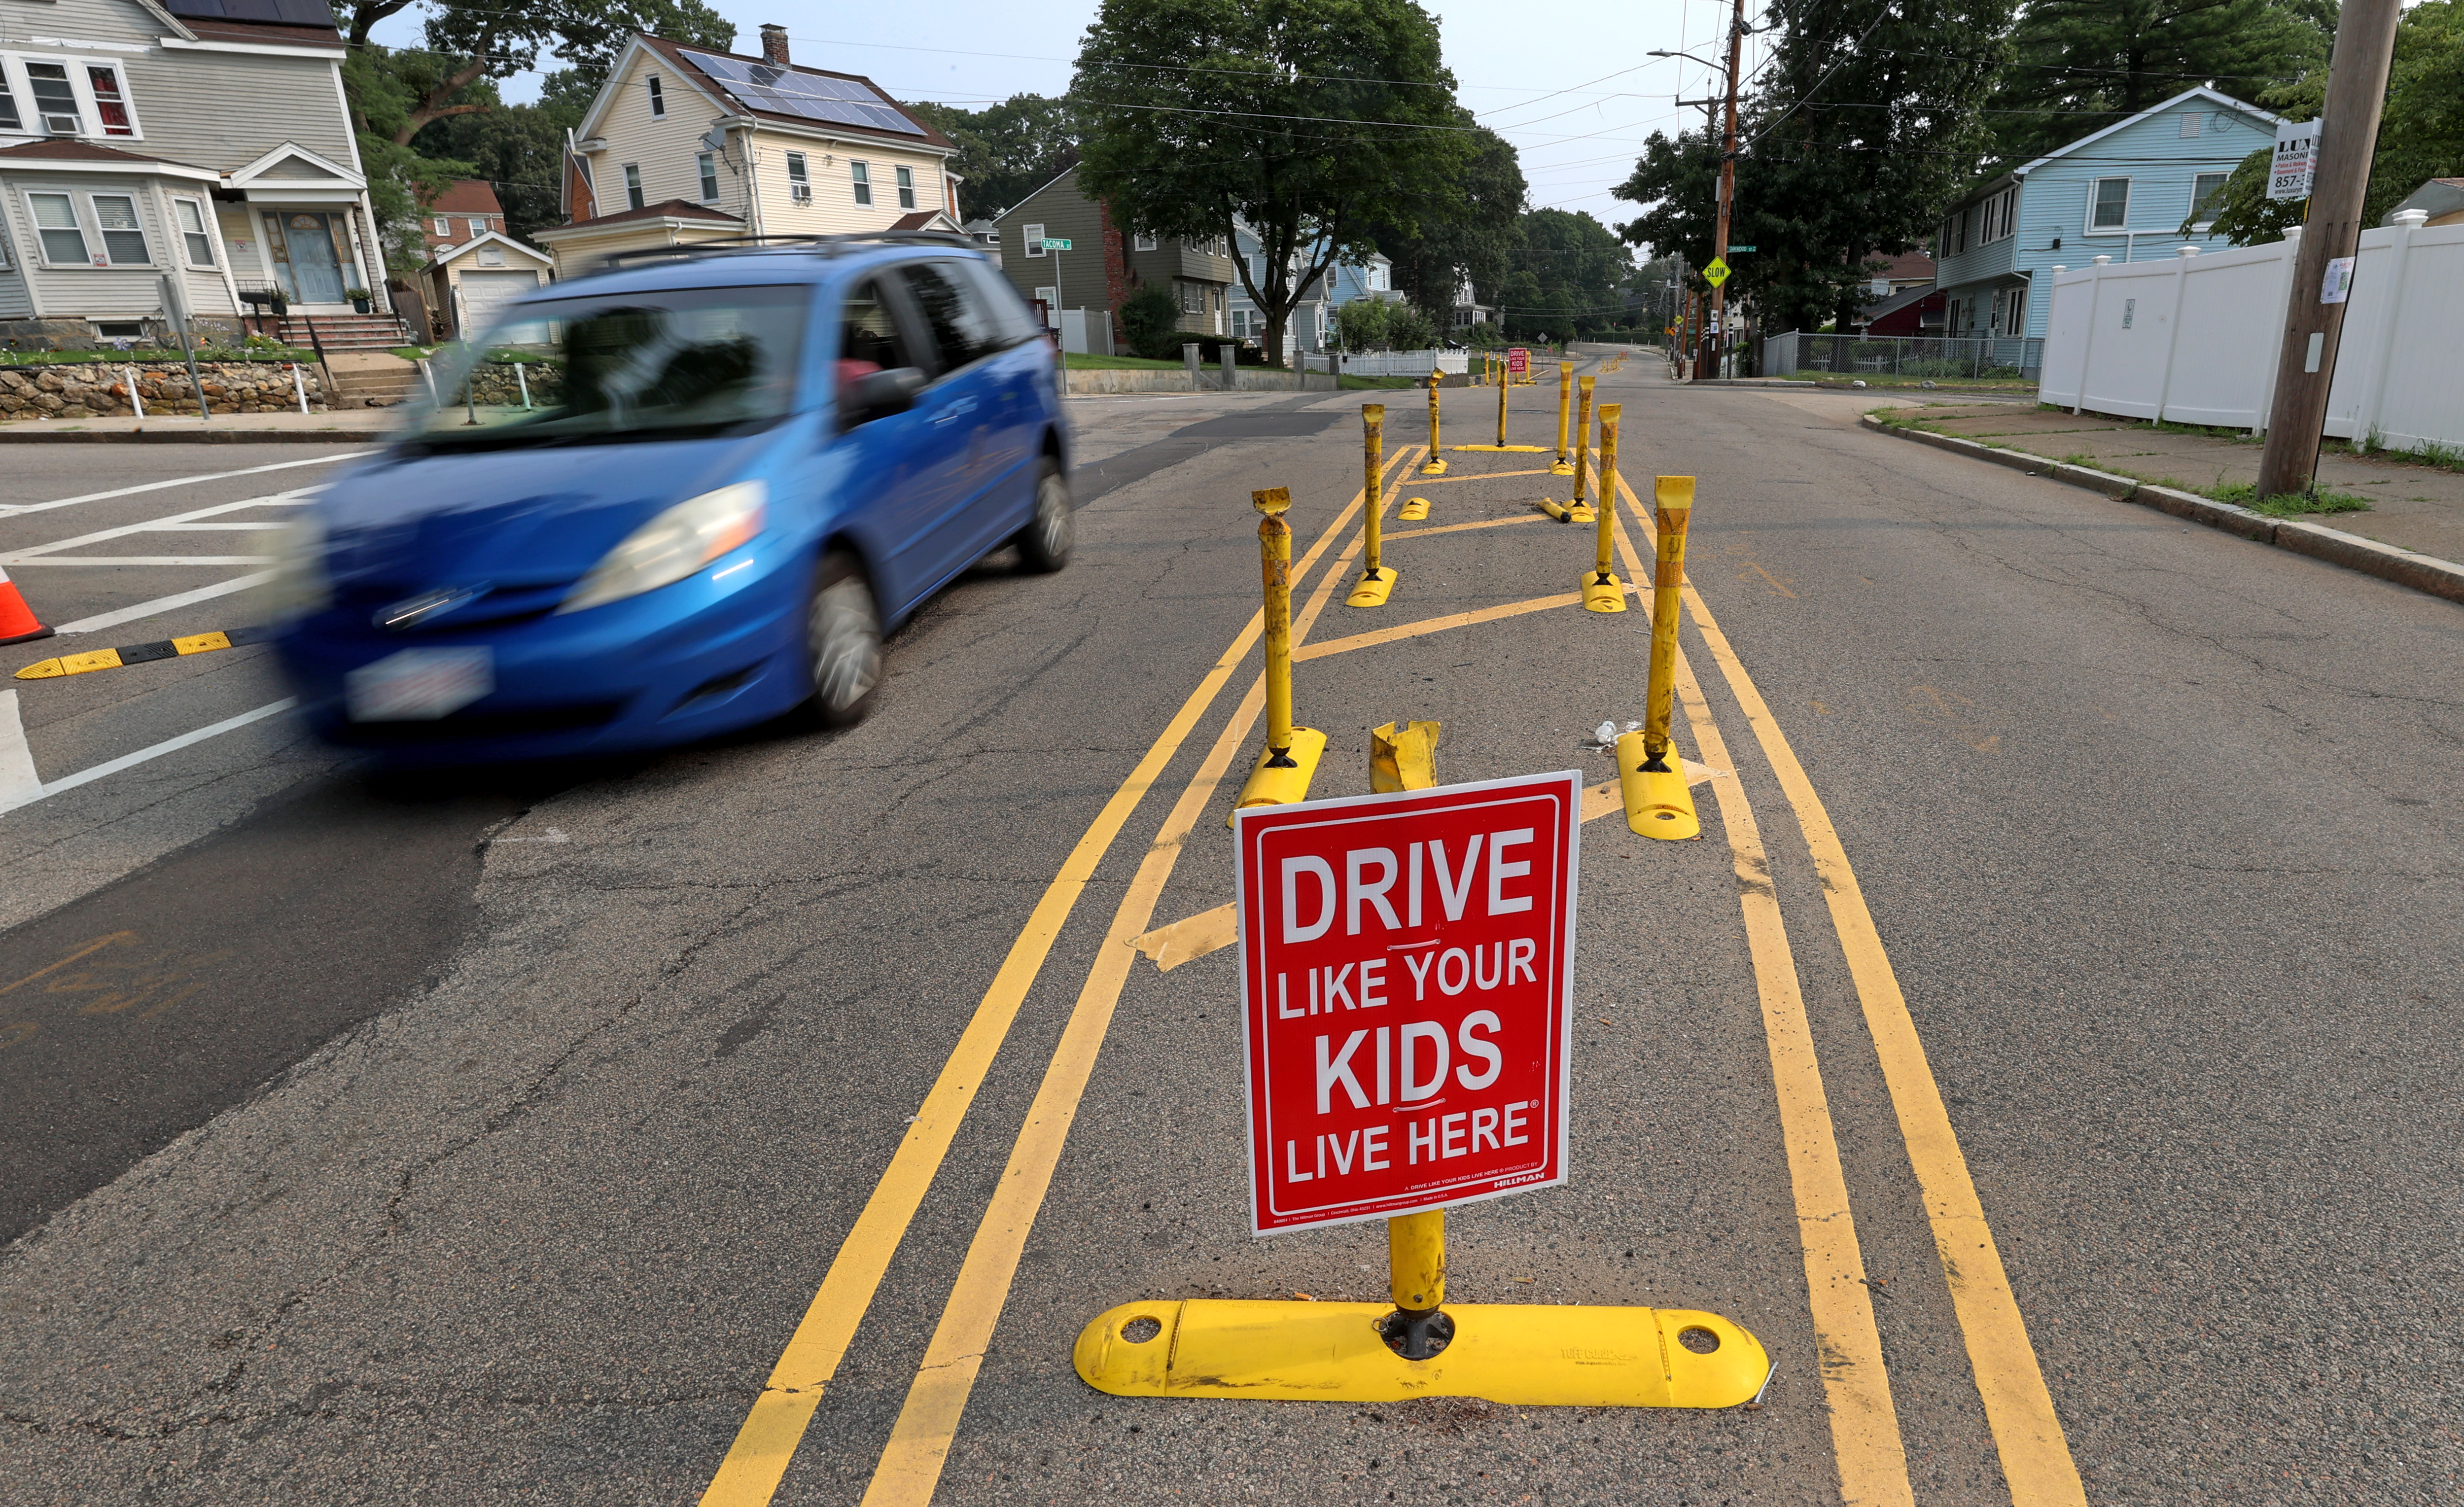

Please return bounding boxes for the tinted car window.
[957,258,1045,347]
[837,277,920,391]
[900,261,1005,372]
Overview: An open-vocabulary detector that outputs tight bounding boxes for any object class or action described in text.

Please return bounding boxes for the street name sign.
[1235,772,1580,1235]
[1043,238,1073,250]
[2269,119,2319,201]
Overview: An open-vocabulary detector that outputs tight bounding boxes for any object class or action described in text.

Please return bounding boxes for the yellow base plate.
[1550,460,1576,476]
[1537,499,1574,524]
[1419,457,1448,476]
[1616,731,1699,840]
[1346,568,1399,608]
[1450,444,1550,453]
[1568,504,1596,524]
[1075,1299,1769,1408]
[1398,497,1430,521]
[1228,727,1328,826]
[1581,572,1628,612]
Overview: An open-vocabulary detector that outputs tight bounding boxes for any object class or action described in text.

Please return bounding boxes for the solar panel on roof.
[162,0,339,26]
[679,49,925,137]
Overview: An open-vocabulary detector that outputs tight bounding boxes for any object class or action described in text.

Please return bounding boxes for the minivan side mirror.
[842,366,925,429]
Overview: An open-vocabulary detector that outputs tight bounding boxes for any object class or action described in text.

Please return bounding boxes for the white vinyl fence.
[2038,211,2464,454]
[1300,349,1469,377]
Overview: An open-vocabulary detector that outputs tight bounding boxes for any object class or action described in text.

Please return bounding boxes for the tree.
[1618,0,2013,335]
[1384,301,1438,350]
[1493,209,1631,341]
[1073,0,1469,365]
[1333,296,1391,351]
[334,0,733,147]
[1364,119,1528,319]
[900,95,1083,218]
[2194,0,2464,244]
[1989,0,2332,164]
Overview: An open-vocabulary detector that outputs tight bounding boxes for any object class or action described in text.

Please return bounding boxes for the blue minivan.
[272,233,1070,761]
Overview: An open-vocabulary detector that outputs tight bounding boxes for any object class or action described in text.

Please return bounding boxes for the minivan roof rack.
[598,229,977,270]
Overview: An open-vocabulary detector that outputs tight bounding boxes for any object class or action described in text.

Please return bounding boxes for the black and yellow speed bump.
[15,625,272,681]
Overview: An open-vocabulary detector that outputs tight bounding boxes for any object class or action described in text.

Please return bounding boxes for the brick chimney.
[759,24,789,66]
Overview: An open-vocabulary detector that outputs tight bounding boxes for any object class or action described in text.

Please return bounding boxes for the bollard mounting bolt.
[1378,1305,1455,1361]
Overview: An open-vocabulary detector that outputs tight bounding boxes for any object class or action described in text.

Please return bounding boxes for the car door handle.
[932,397,979,424]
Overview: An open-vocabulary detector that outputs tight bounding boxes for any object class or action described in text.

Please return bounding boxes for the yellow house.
[538,26,962,277]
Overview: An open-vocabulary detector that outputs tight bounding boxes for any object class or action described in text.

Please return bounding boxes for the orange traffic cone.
[0,564,54,647]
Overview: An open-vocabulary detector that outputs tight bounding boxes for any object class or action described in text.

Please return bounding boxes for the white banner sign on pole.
[2269,119,2320,201]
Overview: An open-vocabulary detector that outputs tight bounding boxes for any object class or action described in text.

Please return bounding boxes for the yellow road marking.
[695,446,1420,1507]
[1298,585,1634,663]
[1385,514,1551,542]
[1411,467,1559,485]
[852,462,1400,1507]
[1617,477,2086,1507]
[1610,516,1915,1506]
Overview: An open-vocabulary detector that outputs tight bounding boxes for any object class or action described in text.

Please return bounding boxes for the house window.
[1023,221,1046,257]
[467,216,487,237]
[1033,284,1058,325]
[2090,176,2131,231]
[2178,110,2202,138]
[851,161,872,206]
[28,192,88,264]
[623,164,644,211]
[174,198,214,267]
[1180,281,1202,314]
[647,75,665,117]
[697,152,719,202]
[91,194,148,264]
[1134,232,1158,251]
[895,165,915,210]
[25,63,81,135]
[2191,172,2231,226]
[86,66,132,135]
[786,152,811,204]
[0,69,18,132]
[433,216,450,236]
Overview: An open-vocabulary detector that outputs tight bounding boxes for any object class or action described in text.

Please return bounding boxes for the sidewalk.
[1891,405,2464,567]
[0,411,395,443]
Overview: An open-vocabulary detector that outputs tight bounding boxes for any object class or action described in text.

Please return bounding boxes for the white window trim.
[23,190,96,267]
[623,163,644,211]
[1134,231,1157,251]
[2086,176,2133,235]
[696,151,718,203]
[1,53,145,140]
[894,164,915,210]
[851,160,873,206]
[1022,221,1046,257]
[171,194,215,268]
[2189,171,2232,231]
[88,190,153,267]
[647,75,665,118]
[432,215,450,235]
[466,216,487,236]
[785,151,812,205]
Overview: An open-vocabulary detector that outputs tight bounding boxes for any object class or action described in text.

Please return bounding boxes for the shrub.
[1120,285,1184,360]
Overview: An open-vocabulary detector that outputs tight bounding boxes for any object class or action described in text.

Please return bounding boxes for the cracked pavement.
[4,373,2461,1504]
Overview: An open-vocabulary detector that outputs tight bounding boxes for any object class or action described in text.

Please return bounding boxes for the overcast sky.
[374,0,1782,232]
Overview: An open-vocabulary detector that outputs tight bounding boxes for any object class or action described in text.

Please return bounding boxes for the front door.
[263,211,348,304]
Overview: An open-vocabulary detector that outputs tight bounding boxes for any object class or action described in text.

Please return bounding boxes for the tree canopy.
[899,96,1083,220]
[1363,118,1528,320]
[1492,210,1633,343]
[1072,0,1469,363]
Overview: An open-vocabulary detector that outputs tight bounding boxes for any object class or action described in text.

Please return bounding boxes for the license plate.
[346,647,493,722]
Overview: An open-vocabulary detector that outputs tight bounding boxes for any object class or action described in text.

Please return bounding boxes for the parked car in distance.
[272,233,1071,763]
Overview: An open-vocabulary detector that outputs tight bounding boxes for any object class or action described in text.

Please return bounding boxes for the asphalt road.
[1,358,2458,1506]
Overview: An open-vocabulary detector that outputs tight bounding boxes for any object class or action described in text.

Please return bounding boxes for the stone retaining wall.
[0,360,328,421]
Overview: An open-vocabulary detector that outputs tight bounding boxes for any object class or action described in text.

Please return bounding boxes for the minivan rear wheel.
[1017,457,1072,573]
[800,550,880,729]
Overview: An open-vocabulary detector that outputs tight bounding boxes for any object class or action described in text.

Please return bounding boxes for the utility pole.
[1708,0,1746,382]
[2256,0,2403,500]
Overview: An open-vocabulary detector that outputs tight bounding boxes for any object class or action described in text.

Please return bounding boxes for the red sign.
[1235,772,1580,1235]
[1507,346,1530,376]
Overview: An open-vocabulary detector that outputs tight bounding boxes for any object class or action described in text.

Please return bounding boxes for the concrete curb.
[1858,414,2464,607]
[0,426,390,444]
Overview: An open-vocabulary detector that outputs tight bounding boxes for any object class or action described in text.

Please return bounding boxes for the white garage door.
[458,271,543,329]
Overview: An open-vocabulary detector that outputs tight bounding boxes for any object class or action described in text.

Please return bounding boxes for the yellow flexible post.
[1553,364,1574,474]
[1580,405,1626,612]
[1421,368,1446,474]
[1231,488,1326,822]
[1347,407,1396,606]
[1615,475,1699,837]
[1494,357,1509,447]
[1571,377,1595,512]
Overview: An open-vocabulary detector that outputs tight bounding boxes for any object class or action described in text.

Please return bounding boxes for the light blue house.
[1227,220,1397,351]
[1935,86,2281,343]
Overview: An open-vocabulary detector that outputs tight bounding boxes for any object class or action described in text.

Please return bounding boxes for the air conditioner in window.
[41,112,84,136]
[791,185,812,205]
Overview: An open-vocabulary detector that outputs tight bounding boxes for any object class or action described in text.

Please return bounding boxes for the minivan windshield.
[408,283,811,451]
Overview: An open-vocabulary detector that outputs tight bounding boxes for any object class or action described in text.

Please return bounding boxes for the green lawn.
[1776,373,2038,392]
[1061,352,1187,370]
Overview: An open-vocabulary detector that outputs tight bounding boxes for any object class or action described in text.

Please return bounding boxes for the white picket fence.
[2038,212,2464,454]
[1299,349,1469,377]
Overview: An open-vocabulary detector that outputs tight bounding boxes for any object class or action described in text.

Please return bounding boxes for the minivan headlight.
[558,481,768,614]
[265,514,331,620]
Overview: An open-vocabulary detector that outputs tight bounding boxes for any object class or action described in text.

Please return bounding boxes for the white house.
[0,0,395,347]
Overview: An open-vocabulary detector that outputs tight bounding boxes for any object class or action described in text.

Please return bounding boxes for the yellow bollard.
[1494,356,1510,447]
[1581,404,1626,613]
[1381,1210,1451,1359]
[1569,377,1596,520]
[1347,405,1397,607]
[1616,476,1699,839]
[1420,368,1446,475]
[1551,364,1575,475]
[1370,720,1441,792]
[1229,488,1326,825]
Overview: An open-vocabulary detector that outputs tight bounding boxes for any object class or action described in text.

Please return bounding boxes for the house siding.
[1937,95,2275,340]
[749,130,952,237]
[591,50,743,223]
[994,174,1112,319]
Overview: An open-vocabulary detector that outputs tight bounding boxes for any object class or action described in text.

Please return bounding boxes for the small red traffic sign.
[1507,347,1530,376]
[1235,772,1580,1235]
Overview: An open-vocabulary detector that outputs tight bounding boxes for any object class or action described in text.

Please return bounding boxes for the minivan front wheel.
[802,550,880,728]
[1018,458,1072,573]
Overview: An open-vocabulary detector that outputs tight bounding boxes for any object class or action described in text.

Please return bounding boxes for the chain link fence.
[1763,332,2043,382]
